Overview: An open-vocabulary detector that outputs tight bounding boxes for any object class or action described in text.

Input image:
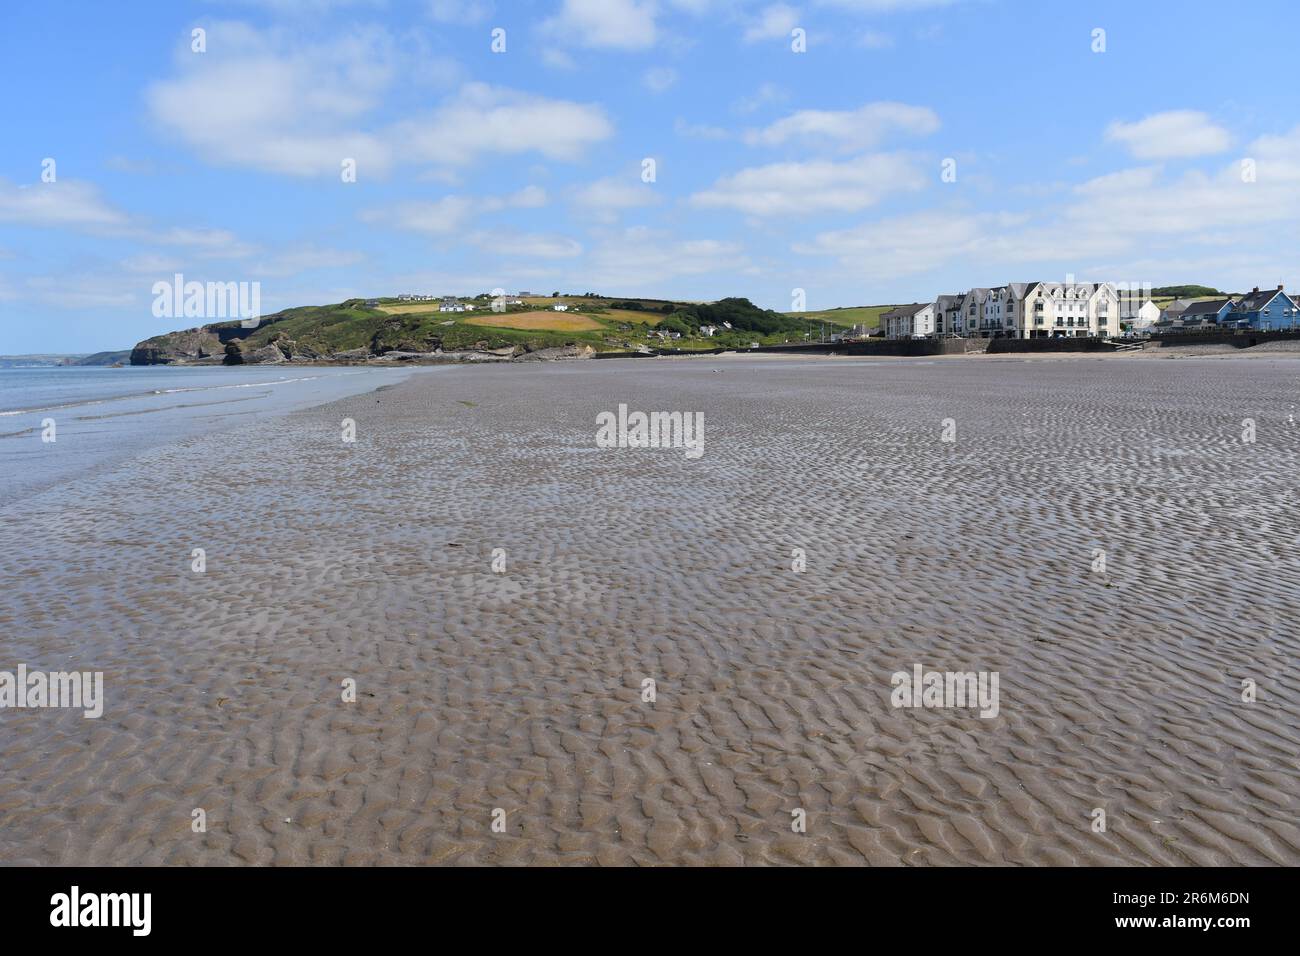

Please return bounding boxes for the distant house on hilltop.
[553,301,569,312]
[439,297,465,313]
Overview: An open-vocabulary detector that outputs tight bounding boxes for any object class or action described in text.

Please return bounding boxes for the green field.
[782,305,895,331]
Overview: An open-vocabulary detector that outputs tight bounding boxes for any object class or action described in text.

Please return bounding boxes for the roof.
[881,302,930,320]
[1038,282,1105,296]
[1233,287,1289,312]
[1181,297,1234,318]
[1007,282,1041,298]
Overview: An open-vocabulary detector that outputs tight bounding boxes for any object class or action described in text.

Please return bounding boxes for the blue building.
[1177,297,1234,329]
[1225,286,1300,330]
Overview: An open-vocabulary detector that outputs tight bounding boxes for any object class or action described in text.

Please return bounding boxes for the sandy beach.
[1,354,1296,866]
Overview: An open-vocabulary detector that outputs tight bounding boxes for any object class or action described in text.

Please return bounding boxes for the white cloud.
[674,118,731,140]
[0,179,130,230]
[815,0,961,11]
[149,26,608,175]
[642,66,678,93]
[583,228,752,288]
[542,0,659,50]
[469,231,582,258]
[795,210,987,278]
[427,0,493,23]
[794,126,1300,285]
[690,154,925,216]
[1105,111,1232,160]
[394,84,613,165]
[572,176,660,222]
[734,82,788,115]
[155,227,258,259]
[146,23,397,176]
[362,186,548,236]
[746,101,940,151]
[744,4,801,43]
[541,48,578,70]
[252,245,367,277]
[24,275,139,309]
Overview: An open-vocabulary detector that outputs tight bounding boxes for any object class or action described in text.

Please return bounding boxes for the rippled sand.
[1,355,1296,866]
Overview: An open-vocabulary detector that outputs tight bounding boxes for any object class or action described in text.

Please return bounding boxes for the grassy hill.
[781,305,893,330]
[131,294,850,364]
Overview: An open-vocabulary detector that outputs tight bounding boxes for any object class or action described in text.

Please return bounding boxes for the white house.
[553,302,569,312]
[1133,300,1161,328]
[881,302,937,338]
[700,325,718,337]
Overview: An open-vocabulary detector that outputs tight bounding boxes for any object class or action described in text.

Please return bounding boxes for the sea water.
[0,365,425,499]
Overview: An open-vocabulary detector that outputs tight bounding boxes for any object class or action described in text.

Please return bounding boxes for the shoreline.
[122,337,1300,369]
[0,364,431,501]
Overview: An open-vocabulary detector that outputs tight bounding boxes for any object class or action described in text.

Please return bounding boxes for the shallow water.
[0,365,425,499]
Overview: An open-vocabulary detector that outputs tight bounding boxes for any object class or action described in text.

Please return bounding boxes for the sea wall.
[1147,329,1300,348]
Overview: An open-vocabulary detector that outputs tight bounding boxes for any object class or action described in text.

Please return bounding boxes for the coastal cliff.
[130,300,603,366]
[130,295,812,366]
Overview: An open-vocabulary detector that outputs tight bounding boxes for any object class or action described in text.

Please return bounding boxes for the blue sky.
[2,0,1298,352]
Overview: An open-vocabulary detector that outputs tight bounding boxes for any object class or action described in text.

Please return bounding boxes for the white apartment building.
[935,294,964,335]
[884,281,1121,339]
[1020,282,1119,338]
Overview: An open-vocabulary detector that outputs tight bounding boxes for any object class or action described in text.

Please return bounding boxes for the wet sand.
[1,355,1297,865]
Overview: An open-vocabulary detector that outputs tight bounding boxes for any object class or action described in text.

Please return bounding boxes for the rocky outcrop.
[130,328,225,365]
[244,343,287,365]
[514,344,596,362]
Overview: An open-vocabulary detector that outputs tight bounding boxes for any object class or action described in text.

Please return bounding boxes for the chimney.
[1252,287,1259,294]
[1278,284,1285,290]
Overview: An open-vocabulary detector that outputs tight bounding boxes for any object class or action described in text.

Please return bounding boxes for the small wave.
[0,374,326,416]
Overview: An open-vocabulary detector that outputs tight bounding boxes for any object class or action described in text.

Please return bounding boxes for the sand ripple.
[1,356,1296,865]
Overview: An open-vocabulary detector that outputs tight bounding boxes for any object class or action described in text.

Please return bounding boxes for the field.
[378,302,461,316]
[463,311,606,332]
[783,305,895,329]
[601,308,665,327]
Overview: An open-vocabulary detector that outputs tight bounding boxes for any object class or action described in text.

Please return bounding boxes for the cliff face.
[129,328,227,365]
